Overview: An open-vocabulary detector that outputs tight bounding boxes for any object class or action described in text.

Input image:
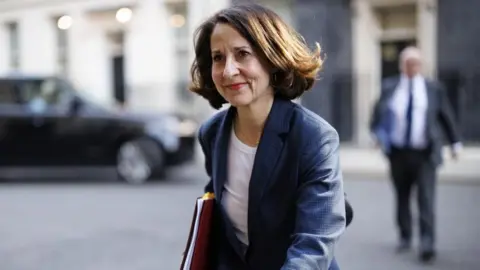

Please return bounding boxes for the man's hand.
[370,134,381,149]
[451,142,463,161]
[451,150,459,161]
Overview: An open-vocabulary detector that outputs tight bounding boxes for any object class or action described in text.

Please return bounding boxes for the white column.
[351,0,381,146]
[187,0,230,63]
[124,0,176,112]
[187,0,230,120]
[0,21,8,73]
[69,10,111,105]
[19,10,56,75]
[417,0,437,79]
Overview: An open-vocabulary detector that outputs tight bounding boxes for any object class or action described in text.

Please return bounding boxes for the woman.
[190,3,347,269]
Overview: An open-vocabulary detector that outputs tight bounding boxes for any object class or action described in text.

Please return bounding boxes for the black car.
[0,74,197,184]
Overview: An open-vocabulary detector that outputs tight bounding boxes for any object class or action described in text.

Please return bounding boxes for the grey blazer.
[369,75,461,166]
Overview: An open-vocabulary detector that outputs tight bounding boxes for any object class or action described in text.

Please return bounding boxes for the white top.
[221,127,257,246]
[389,74,429,149]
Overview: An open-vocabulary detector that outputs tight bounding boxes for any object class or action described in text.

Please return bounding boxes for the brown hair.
[189,3,324,109]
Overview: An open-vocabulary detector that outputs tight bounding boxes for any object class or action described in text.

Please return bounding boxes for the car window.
[0,80,22,104]
[21,78,63,105]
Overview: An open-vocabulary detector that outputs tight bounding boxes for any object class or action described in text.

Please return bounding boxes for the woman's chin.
[226,95,253,107]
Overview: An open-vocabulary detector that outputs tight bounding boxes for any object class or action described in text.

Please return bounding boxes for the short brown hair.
[189,3,324,109]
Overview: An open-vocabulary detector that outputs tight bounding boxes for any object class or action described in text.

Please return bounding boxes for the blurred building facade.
[0,0,478,145]
[0,0,229,117]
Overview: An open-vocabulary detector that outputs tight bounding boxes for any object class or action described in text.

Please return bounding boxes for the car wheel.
[116,138,164,184]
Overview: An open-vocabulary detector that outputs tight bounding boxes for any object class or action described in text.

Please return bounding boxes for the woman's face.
[210,23,273,108]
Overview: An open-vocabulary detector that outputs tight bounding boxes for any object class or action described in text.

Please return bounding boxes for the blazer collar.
[212,96,293,200]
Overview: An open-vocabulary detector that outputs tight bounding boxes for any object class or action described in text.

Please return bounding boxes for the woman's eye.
[238,51,250,57]
[212,55,222,62]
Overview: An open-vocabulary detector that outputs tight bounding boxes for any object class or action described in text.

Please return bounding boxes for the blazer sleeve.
[281,127,346,270]
[197,123,214,193]
[369,94,382,134]
[436,83,461,145]
[370,79,390,133]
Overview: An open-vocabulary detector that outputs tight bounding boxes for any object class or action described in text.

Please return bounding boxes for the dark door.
[112,55,126,106]
[331,73,353,142]
[381,40,416,79]
[438,70,480,143]
[461,73,480,142]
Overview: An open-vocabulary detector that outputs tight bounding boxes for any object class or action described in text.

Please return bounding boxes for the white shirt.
[389,74,429,149]
[221,127,256,246]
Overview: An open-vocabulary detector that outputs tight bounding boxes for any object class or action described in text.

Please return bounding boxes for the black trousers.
[388,146,436,252]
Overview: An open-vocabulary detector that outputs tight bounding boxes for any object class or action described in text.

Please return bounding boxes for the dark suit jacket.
[370,75,461,166]
[198,97,346,270]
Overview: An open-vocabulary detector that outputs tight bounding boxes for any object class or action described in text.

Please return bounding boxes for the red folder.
[180,192,216,270]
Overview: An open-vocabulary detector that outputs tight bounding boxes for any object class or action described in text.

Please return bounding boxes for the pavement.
[194,141,480,184]
[0,164,478,270]
[339,145,480,184]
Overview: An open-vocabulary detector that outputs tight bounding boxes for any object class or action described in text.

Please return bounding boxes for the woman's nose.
[223,58,239,78]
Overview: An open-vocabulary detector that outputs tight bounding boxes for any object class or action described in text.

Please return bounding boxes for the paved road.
[0,164,479,270]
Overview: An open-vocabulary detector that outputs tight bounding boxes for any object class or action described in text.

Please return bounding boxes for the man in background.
[370,46,462,263]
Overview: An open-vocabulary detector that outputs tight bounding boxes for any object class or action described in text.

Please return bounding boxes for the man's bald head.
[399,46,422,78]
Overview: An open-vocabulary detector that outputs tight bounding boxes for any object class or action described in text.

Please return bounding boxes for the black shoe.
[396,240,411,253]
[420,250,436,263]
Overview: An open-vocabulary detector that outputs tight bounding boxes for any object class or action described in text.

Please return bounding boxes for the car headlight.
[144,117,197,152]
[162,116,180,134]
[145,117,180,152]
[178,119,197,136]
[161,117,196,136]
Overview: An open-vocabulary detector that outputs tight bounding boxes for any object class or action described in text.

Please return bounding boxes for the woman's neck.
[234,95,274,145]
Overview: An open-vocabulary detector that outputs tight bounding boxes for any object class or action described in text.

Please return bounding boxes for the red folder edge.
[191,198,215,269]
[180,193,216,270]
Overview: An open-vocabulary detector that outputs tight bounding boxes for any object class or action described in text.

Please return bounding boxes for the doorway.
[381,40,416,79]
[108,31,126,107]
[112,55,125,106]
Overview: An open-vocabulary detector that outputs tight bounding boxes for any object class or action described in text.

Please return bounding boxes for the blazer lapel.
[373,78,398,154]
[211,98,294,260]
[247,98,293,241]
[381,79,399,127]
[381,79,398,109]
[212,107,235,203]
[211,107,248,260]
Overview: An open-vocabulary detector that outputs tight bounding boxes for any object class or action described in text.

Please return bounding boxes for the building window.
[7,22,20,70]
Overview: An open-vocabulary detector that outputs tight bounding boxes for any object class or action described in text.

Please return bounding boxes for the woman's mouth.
[226,83,247,91]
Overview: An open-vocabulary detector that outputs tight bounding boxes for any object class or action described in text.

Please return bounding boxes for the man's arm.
[281,127,346,270]
[436,82,462,152]
[369,83,392,154]
[370,78,392,137]
[369,96,382,134]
